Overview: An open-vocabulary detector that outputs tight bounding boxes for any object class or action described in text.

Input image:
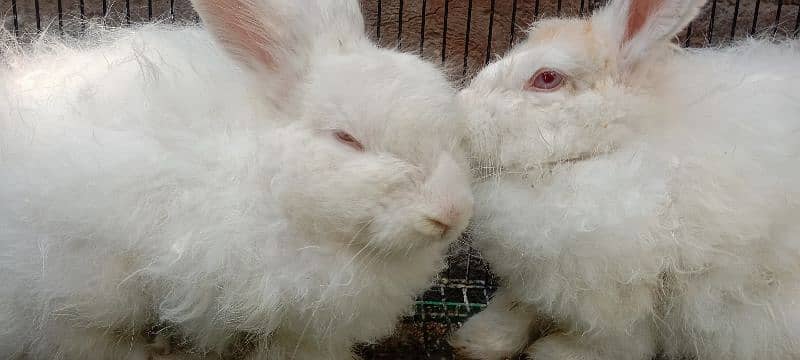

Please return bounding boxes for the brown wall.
[363,0,799,80]
[4,0,798,80]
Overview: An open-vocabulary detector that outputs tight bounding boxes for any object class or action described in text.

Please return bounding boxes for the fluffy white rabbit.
[0,0,474,359]
[451,0,800,359]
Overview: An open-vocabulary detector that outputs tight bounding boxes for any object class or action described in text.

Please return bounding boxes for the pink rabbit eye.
[333,130,364,151]
[525,69,565,92]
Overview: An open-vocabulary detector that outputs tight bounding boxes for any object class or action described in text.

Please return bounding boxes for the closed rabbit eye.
[525,68,565,92]
[333,130,364,151]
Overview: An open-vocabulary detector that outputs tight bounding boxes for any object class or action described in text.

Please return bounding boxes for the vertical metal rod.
[772,0,783,37]
[35,0,41,31]
[11,0,19,36]
[102,0,107,17]
[126,0,131,25]
[170,0,175,22]
[557,0,563,17]
[79,0,85,25]
[750,0,761,35]
[510,0,519,46]
[148,0,153,21]
[439,289,452,334]
[684,22,693,47]
[534,0,541,19]
[463,251,474,318]
[420,304,430,356]
[707,0,717,44]
[441,0,450,64]
[482,253,492,319]
[397,0,404,47]
[794,3,800,35]
[376,0,382,40]
[419,0,427,54]
[462,0,474,79]
[57,0,63,33]
[441,253,455,324]
[439,272,453,337]
[580,0,586,16]
[730,0,741,40]
[485,0,496,65]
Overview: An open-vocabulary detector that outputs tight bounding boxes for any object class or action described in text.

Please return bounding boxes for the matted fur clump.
[452,0,800,359]
[0,0,473,359]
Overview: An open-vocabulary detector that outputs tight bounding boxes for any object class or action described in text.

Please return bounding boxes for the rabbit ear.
[600,0,706,70]
[192,0,367,80]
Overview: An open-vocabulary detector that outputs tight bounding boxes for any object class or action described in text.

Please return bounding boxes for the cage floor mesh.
[354,247,499,358]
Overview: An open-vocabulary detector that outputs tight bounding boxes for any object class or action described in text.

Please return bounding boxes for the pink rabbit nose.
[418,152,473,238]
[424,216,452,236]
[420,206,465,238]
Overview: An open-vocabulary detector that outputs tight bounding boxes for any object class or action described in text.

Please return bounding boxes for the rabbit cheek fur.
[0,0,473,358]
[452,0,800,359]
[276,52,473,253]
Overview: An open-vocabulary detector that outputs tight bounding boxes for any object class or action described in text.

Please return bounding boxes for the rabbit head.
[191,0,473,253]
[461,0,706,177]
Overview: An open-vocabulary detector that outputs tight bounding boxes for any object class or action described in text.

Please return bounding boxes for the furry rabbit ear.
[191,0,305,77]
[191,0,367,83]
[600,0,706,70]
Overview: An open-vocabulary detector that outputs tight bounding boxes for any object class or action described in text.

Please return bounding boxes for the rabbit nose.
[418,216,451,238]
[418,152,474,238]
[418,205,466,238]
[422,216,452,237]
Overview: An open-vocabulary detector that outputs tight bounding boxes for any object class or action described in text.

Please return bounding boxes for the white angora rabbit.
[451,0,800,359]
[0,0,473,358]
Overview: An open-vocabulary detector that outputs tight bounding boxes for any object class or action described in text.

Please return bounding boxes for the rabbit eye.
[525,69,565,92]
[333,130,364,151]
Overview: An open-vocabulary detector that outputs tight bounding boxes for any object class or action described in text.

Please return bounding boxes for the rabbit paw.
[450,302,536,359]
[523,334,596,360]
[451,324,527,360]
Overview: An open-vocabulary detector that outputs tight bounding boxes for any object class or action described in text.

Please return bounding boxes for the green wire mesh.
[359,249,498,358]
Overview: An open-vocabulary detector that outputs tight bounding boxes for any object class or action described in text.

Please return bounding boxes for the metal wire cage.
[2,0,797,357]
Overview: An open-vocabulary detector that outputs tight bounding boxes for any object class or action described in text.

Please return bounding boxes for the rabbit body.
[453,0,800,359]
[0,1,473,358]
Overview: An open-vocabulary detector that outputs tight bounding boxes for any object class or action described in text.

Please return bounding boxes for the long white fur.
[452,0,800,359]
[0,0,474,358]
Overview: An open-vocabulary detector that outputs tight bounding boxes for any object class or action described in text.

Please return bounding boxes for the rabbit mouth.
[483,151,609,180]
[544,151,603,167]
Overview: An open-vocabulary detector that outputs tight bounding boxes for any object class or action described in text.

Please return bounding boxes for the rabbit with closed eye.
[0,0,473,358]
[450,0,800,359]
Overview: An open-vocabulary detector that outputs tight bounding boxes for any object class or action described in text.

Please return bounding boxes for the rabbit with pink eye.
[0,0,473,359]
[450,0,800,359]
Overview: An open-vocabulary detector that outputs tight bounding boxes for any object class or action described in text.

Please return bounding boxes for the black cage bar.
[5,0,798,80]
